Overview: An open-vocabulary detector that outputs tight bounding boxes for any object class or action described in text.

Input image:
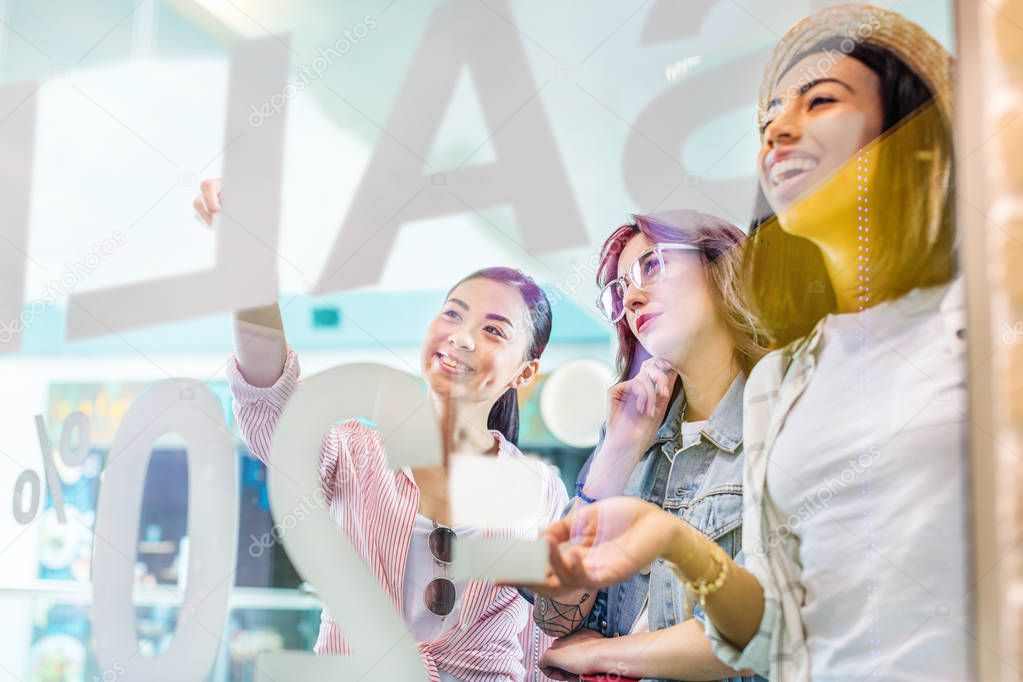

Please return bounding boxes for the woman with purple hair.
[530,210,767,681]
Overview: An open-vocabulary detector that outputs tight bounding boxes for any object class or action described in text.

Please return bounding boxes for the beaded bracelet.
[681,546,730,608]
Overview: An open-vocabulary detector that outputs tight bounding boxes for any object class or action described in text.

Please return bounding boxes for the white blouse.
[706,279,970,681]
[766,282,969,679]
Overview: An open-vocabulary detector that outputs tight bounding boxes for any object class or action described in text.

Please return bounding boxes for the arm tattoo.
[533,593,591,637]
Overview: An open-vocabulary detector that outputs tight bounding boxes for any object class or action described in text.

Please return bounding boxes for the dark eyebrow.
[485,313,513,327]
[767,77,855,111]
[446,297,469,310]
[798,77,854,97]
[445,298,512,327]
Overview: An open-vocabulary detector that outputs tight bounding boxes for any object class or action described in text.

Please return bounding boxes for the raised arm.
[234,303,287,388]
[196,177,293,463]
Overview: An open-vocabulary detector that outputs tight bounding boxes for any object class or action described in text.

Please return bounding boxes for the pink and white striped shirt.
[227,346,568,681]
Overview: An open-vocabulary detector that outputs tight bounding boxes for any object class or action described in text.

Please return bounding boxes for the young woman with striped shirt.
[194,181,570,681]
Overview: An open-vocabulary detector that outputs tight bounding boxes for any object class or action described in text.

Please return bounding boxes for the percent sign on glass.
[12,412,91,524]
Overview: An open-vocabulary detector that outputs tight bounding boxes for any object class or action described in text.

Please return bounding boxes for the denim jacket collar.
[701,372,745,453]
[653,381,688,444]
[653,371,746,453]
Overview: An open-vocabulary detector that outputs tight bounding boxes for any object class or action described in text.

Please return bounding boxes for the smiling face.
[421,277,538,404]
[617,233,716,363]
[758,52,884,230]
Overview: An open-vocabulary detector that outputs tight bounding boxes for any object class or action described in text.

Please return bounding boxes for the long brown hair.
[596,210,768,384]
[744,39,957,347]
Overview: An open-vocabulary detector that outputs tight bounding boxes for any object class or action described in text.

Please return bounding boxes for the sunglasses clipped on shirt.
[425,522,457,617]
[596,242,701,324]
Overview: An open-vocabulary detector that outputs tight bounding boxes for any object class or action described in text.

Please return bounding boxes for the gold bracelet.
[680,546,730,608]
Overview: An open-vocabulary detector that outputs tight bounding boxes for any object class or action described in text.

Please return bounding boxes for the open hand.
[540,497,679,592]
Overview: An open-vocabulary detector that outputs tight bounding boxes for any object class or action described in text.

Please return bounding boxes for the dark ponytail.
[447,267,552,446]
[488,389,521,445]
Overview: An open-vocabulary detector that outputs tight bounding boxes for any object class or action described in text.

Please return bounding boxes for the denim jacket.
[575,373,760,682]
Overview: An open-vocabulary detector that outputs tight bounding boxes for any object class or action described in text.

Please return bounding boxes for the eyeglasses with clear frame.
[596,243,700,324]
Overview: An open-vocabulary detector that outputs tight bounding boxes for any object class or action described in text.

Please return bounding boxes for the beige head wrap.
[756,4,954,130]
